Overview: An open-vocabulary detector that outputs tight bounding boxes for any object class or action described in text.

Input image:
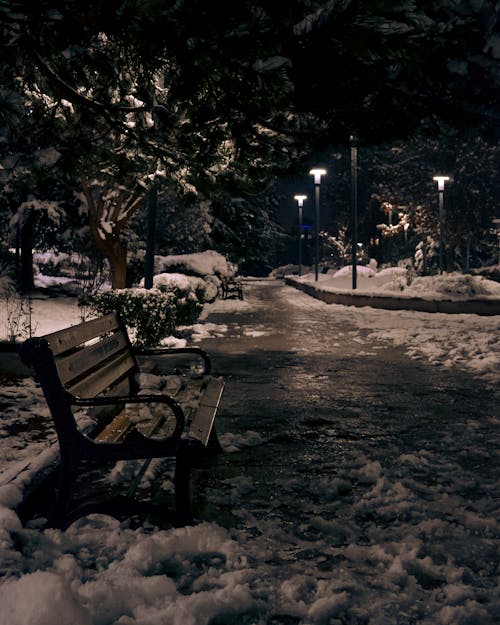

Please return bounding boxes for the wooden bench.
[220,277,243,300]
[19,311,224,528]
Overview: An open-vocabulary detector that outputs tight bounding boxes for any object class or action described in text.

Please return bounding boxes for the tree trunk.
[97,237,127,289]
[88,224,128,289]
[109,240,128,289]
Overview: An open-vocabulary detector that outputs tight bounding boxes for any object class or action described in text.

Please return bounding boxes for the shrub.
[89,283,204,347]
[90,288,178,347]
[160,286,202,327]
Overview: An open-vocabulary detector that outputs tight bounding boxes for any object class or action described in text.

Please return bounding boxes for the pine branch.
[25,41,151,116]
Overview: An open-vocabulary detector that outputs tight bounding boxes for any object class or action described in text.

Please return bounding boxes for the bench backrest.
[44,312,139,399]
[20,311,140,407]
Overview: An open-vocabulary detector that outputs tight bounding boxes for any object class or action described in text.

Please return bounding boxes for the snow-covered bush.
[152,250,236,302]
[139,272,218,304]
[270,264,302,278]
[155,278,204,326]
[90,276,206,346]
[33,251,87,277]
[90,288,178,347]
[155,250,237,280]
[406,272,500,298]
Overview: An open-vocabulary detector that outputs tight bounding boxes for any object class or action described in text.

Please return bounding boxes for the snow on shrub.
[334,265,376,279]
[90,288,180,347]
[407,272,500,298]
[90,279,207,346]
[139,272,218,304]
[154,250,236,280]
[33,251,91,277]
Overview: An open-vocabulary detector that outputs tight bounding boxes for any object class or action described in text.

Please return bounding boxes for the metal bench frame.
[221,278,243,300]
[19,311,224,527]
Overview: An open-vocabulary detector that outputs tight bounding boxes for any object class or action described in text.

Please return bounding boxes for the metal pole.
[299,203,303,277]
[315,182,320,282]
[438,189,444,274]
[350,136,358,290]
[144,183,158,289]
[309,169,326,282]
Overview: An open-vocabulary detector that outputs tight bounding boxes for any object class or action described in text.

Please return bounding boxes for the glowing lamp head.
[309,168,327,184]
[433,176,450,191]
[294,194,307,207]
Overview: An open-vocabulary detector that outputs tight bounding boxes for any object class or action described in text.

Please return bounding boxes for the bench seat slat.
[94,410,135,443]
[200,378,225,407]
[188,378,224,445]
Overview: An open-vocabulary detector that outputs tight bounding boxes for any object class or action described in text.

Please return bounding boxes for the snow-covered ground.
[0,268,498,625]
[292,264,500,301]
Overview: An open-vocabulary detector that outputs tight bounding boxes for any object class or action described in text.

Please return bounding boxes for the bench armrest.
[135,346,212,375]
[71,393,185,439]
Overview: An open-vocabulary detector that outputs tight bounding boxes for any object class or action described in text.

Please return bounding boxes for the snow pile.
[0,519,255,625]
[139,272,218,303]
[404,272,500,299]
[294,267,500,301]
[154,251,236,280]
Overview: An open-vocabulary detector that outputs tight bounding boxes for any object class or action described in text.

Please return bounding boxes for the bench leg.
[174,436,218,525]
[174,452,193,526]
[46,455,79,527]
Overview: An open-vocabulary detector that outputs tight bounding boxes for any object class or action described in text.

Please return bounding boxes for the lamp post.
[350,135,358,290]
[294,195,307,276]
[433,175,450,274]
[309,168,327,282]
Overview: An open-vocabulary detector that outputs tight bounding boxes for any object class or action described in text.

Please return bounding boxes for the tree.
[288,0,500,144]
[1,0,298,286]
[1,0,499,286]
[356,130,500,270]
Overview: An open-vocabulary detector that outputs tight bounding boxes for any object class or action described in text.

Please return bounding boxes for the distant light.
[294,195,307,206]
[433,175,450,191]
[309,168,327,184]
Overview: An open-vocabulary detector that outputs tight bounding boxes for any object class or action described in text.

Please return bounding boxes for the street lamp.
[433,175,450,274]
[350,135,358,290]
[294,195,307,277]
[309,168,327,282]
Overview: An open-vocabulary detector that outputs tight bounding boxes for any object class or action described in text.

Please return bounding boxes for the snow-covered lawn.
[0,268,498,625]
[292,264,500,300]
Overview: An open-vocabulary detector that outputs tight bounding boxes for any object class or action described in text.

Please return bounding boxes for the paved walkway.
[193,279,498,522]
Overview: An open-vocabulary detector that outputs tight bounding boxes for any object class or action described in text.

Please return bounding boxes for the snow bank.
[139,272,218,303]
[294,267,500,301]
[405,272,500,298]
[154,251,236,280]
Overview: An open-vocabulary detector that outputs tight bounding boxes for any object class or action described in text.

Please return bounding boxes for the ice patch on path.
[219,431,263,453]
[188,322,229,342]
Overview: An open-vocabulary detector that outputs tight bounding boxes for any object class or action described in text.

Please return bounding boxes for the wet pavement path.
[197,279,498,513]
